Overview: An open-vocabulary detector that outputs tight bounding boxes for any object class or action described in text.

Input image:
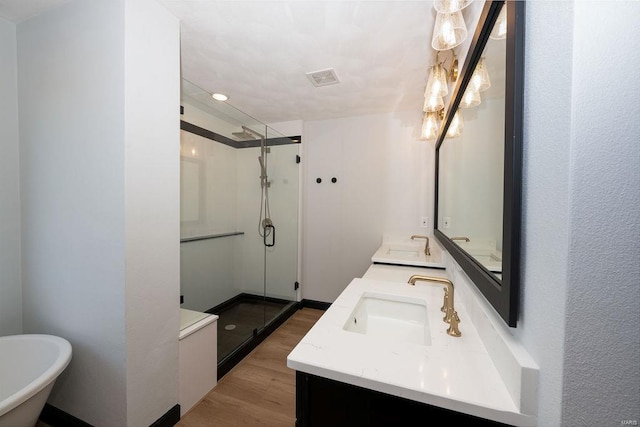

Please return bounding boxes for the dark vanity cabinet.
[295,372,512,426]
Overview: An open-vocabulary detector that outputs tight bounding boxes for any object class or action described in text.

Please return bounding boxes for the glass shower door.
[262,128,300,328]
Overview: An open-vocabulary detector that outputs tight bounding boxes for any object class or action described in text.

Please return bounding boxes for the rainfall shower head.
[232,125,264,141]
[232,130,253,140]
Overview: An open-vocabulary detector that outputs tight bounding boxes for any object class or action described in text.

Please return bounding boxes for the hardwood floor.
[177,307,325,427]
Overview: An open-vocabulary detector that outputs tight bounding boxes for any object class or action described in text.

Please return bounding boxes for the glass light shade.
[434,0,471,14]
[446,110,463,138]
[421,112,440,140]
[423,94,444,113]
[470,57,491,92]
[490,6,507,40]
[432,10,468,51]
[425,64,449,99]
[459,87,481,108]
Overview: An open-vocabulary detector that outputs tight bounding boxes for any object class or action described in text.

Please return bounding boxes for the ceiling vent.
[305,68,340,87]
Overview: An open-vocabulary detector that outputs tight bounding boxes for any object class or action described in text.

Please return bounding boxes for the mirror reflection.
[437,3,507,278]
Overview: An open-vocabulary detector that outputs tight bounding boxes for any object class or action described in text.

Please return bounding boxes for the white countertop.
[370,234,446,269]
[287,263,536,426]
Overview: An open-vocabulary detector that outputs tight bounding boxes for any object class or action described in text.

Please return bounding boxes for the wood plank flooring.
[177,307,325,427]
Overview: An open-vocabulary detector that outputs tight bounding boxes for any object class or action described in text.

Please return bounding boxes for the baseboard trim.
[39,404,92,427]
[300,299,331,310]
[39,403,180,427]
[150,404,180,427]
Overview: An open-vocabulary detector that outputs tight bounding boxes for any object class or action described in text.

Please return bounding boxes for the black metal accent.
[316,178,322,183]
[296,154,301,164]
[39,404,93,427]
[295,372,511,426]
[300,299,331,310]
[180,105,184,115]
[181,120,299,149]
[294,281,299,290]
[149,404,181,427]
[180,231,244,243]
[263,224,275,247]
[372,261,445,270]
[331,177,337,183]
[215,298,300,380]
[434,0,525,327]
[180,295,184,304]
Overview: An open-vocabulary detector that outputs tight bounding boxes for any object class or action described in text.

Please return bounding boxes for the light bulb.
[459,87,481,108]
[421,112,440,140]
[423,94,444,113]
[470,57,491,92]
[425,64,449,99]
[446,110,463,138]
[490,6,507,40]
[432,10,468,51]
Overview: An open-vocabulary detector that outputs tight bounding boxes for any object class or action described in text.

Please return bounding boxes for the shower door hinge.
[296,155,301,164]
[180,295,184,304]
[294,281,299,290]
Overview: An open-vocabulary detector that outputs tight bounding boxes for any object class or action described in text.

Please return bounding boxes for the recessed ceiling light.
[211,93,228,101]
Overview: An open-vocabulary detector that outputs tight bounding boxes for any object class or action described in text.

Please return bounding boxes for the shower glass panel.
[179,79,299,373]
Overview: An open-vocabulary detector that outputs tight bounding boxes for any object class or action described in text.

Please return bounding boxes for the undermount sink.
[343,292,431,346]
[386,245,423,257]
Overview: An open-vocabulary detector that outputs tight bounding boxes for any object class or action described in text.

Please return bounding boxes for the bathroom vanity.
[287,240,538,426]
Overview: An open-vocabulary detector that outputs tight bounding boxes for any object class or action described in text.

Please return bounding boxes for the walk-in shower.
[179,79,301,378]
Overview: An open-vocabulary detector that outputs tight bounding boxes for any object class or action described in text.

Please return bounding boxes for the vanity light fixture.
[421,111,440,140]
[446,110,463,138]
[490,5,507,40]
[434,0,471,14]
[459,86,481,108]
[470,57,491,92]
[211,93,228,101]
[432,10,468,51]
[425,63,449,98]
[424,50,459,99]
[423,93,445,113]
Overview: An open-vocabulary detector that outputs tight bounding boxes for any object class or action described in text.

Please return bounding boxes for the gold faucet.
[410,235,431,256]
[408,275,461,337]
[451,236,470,242]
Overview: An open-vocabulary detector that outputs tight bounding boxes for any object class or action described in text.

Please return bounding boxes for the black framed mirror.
[434,0,524,327]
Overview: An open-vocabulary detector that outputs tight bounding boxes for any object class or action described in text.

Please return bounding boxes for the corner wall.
[0,16,21,336]
[18,1,128,423]
[124,0,180,424]
[17,0,180,425]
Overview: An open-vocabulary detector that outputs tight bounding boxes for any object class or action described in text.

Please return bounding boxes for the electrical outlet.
[420,217,429,228]
[443,217,451,229]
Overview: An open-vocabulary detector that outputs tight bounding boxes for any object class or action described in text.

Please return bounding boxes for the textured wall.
[0,17,21,337]
[561,2,640,425]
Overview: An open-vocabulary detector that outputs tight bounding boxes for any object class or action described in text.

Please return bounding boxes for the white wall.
[123,0,180,424]
[18,2,128,424]
[0,16,21,337]
[560,2,640,425]
[18,0,180,425]
[302,110,432,303]
[518,2,640,426]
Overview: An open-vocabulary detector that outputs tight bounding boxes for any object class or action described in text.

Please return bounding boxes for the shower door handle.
[264,224,275,247]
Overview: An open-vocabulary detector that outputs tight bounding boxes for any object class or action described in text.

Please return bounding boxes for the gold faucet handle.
[441,288,449,313]
[447,311,461,337]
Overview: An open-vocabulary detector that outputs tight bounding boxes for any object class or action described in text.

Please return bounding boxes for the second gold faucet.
[410,235,431,256]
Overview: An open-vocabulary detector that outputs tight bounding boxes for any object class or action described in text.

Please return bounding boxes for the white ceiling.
[0,0,484,125]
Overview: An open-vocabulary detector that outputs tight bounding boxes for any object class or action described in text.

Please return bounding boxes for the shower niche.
[179,79,301,378]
